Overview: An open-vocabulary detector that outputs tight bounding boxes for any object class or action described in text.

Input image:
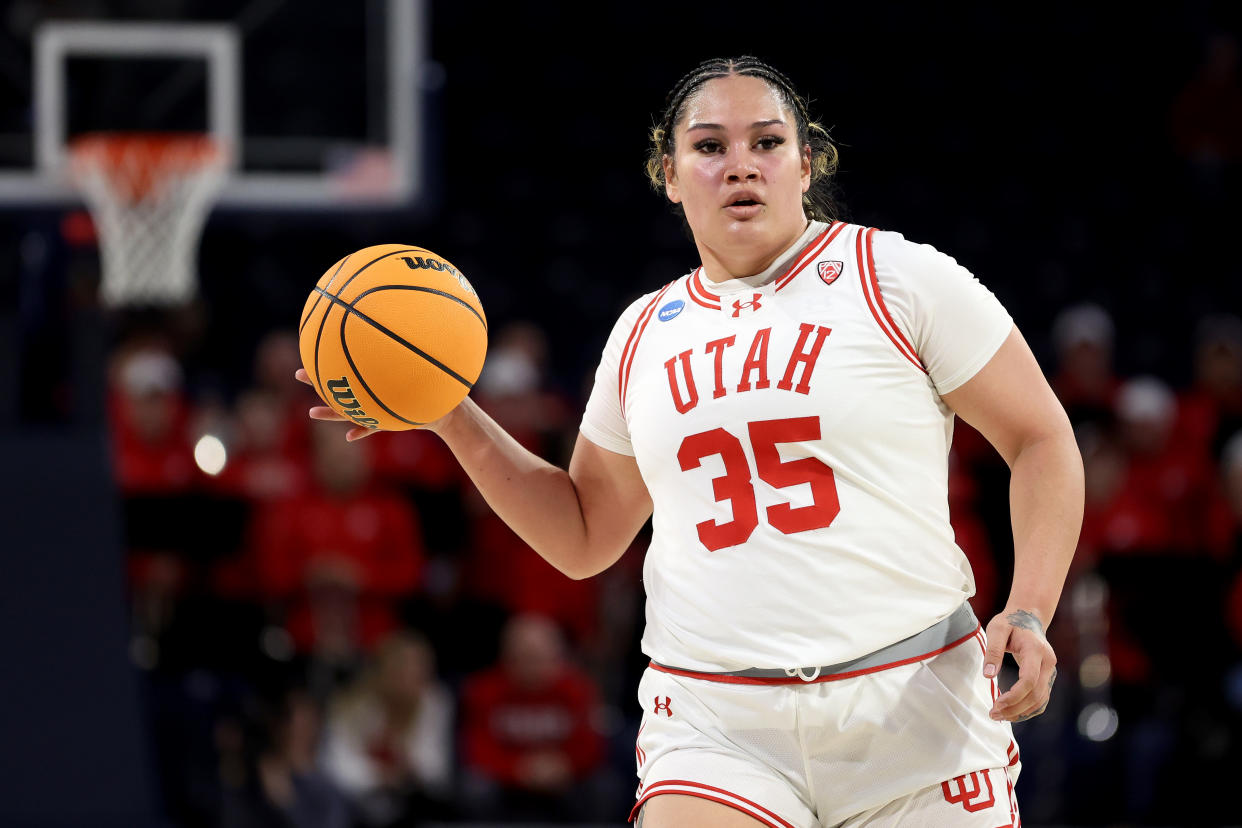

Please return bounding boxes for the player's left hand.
[982,607,1057,722]
[294,368,378,441]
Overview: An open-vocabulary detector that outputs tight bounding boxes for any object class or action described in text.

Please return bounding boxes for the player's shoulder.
[860,226,970,276]
[613,274,690,326]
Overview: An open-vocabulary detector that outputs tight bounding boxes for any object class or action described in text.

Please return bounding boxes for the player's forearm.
[1004,428,1084,627]
[429,398,595,577]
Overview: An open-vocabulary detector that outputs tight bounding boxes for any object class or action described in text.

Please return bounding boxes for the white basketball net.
[69,134,227,307]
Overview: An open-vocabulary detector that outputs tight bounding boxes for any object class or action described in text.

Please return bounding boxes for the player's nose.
[724,144,760,182]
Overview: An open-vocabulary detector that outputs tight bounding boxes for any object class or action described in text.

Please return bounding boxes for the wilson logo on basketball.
[818,260,843,285]
[326,377,380,428]
[401,255,457,275]
[401,255,479,298]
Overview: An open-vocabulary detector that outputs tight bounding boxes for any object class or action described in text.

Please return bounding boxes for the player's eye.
[756,136,786,151]
[692,139,723,154]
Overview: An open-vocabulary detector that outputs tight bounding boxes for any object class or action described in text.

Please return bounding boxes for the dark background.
[1,1,1241,826]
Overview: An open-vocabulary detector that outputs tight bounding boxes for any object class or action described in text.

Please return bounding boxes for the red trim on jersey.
[648,625,981,686]
[973,630,999,703]
[774,221,845,291]
[857,226,928,374]
[687,268,721,309]
[629,780,798,828]
[619,283,674,415]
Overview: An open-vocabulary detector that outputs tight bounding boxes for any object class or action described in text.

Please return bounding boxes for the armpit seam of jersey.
[858,226,930,379]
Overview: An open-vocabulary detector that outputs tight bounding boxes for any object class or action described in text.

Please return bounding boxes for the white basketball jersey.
[581,220,1013,672]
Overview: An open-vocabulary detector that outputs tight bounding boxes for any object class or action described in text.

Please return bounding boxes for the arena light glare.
[1077,703,1119,742]
[1079,653,1112,688]
[194,434,227,476]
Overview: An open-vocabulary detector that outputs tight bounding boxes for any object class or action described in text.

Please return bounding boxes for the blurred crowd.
[103,299,1242,827]
[108,324,639,827]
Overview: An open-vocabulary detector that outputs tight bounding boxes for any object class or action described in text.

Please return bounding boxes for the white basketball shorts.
[631,620,1021,827]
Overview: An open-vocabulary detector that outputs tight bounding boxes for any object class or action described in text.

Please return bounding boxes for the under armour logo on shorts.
[653,696,673,717]
[731,293,763,317]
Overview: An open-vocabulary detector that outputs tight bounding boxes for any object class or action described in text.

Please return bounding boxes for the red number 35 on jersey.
[677,415,840,551]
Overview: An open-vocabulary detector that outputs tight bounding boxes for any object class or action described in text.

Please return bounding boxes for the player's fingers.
[309,405,348,422]
[345,427,378,442]
[294,368,312,386]
[1012,662,1059,721]
[1012,661,1058,720]
[982,615,1010,679]
[992,644,1045,719]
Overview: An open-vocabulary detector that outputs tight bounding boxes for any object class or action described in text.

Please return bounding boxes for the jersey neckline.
[691,220,835,298]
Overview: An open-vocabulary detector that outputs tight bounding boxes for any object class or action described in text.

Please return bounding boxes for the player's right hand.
[294,368,378,442]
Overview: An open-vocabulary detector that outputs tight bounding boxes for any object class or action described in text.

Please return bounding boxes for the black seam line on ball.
[299,254,352,334]
[314,287,475,390]
[338,303,426,428]
[351,284,487,330]
[310,248,426,409]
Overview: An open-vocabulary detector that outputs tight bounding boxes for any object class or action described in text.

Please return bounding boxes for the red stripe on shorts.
[630,779,798,828]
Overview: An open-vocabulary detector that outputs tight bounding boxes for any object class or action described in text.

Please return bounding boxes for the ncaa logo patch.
[658,299,685,322]
[818,260,844,285]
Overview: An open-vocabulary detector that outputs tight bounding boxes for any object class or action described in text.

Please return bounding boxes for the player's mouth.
[723,191,764,219]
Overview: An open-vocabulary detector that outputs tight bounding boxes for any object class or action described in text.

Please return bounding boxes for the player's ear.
[663,154,681,204]
[801,144,812,194]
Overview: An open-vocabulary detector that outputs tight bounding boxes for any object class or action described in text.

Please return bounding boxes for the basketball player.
[299,57,1083,827]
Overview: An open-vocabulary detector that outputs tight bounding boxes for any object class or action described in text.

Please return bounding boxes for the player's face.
[664,74,811,273]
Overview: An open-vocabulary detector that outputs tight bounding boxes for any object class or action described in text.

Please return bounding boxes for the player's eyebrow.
[685,119,787,132]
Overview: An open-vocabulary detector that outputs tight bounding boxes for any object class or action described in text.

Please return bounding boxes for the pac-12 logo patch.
[818,260,844,285]
[658,300,685,322]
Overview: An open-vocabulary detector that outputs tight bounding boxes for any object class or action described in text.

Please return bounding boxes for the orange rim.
[69,132,223,202]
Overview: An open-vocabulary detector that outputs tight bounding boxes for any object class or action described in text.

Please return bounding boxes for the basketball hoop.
[68,132,227,307]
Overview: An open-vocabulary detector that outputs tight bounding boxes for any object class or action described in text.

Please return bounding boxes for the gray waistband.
[655,602,979,682]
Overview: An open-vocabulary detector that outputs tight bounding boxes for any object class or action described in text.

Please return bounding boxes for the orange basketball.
[298,244,487,430]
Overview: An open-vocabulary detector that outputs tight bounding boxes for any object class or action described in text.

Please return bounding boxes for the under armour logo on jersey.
[731,293,763,317]
[653,696,673,717]
[818,260,844,285]
[941,771,996,813]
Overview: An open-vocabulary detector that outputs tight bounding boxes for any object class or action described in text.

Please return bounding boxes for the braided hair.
[645,56,841,223]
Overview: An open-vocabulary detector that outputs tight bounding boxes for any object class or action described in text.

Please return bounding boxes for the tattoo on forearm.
[1006,609,1045,637]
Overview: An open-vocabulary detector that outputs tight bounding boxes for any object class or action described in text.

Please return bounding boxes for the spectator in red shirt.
[1219,434,1242,648]
[463,512,600,647]
[110,345,197,496]
[249,421,425,660]
[252,329,320,459]
[108,344,204,657]
[213,389,313,504]
[1177,314,1242,459]
[1050,303,1120,432]
[1086,378,1225,688]
[458,613,608,822]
